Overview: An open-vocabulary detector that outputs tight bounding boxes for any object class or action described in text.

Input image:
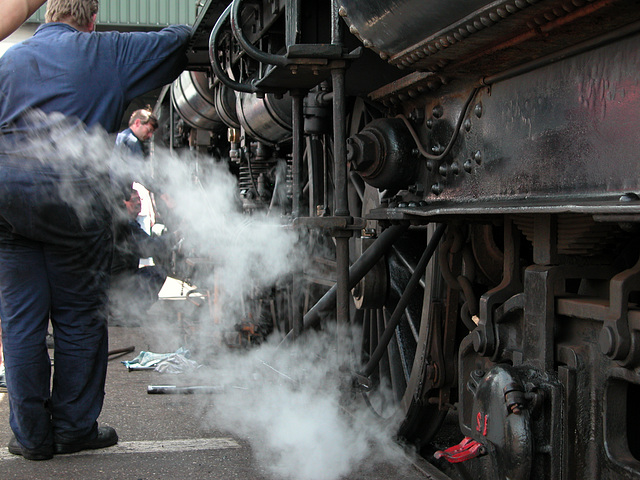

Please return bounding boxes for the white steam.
[12,112,414,480]
[144,148,412,479]
[193,327,410,480]
[152,150,302,317]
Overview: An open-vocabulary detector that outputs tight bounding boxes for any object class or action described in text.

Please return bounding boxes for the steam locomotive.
[153,0,640,478]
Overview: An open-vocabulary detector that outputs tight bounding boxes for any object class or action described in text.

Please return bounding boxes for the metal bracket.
[600,255,640,365]
[473,219,522,359]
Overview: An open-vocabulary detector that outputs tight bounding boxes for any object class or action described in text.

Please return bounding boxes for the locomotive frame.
[154,0,640,478]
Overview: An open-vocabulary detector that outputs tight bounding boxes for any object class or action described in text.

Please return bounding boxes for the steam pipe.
[292,92,305,338]
[361,223,446,377]
[147,385,225,394]
[332,70,348,217]
[292,93,304,218]
[230,0,289,67]
[331,0,343,48]
[331,0,349,330]
[209,4,259,94]
[331,0,350,331]
[280,223,410,344]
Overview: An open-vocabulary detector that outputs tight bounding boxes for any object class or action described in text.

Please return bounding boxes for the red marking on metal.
[434,436,486,463]
[476,412,489,436]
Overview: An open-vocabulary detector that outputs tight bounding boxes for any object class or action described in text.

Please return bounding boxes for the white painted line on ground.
[0,437,241,461]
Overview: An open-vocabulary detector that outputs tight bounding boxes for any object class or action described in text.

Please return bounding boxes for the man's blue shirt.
[115,127,144,157]
[0,22,191,142]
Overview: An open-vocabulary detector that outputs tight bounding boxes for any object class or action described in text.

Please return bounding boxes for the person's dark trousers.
[136,265,167,308]
[0,166,113,453]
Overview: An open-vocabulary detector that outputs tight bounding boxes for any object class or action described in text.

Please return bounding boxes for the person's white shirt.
[133,182,155,266]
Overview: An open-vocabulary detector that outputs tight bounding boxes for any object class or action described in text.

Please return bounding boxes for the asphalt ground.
[0,293,450,480]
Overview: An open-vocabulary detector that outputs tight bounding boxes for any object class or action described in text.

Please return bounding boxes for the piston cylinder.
[236,91,292,145]
[214,83,241,129]
[170,70,223,130]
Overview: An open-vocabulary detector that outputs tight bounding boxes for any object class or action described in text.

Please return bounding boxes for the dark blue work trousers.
[0,164,113,451]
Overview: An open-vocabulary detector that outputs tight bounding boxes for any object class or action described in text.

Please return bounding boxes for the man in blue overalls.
[115,108,159,158]
[0,0,192,460]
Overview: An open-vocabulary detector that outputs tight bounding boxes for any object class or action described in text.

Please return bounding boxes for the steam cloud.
[195,326,410,480]
[147,148,413,480]
[9,112,415,480]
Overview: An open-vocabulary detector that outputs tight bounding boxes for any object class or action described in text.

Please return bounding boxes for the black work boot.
[8,436,54,461]
[54,426,118,454]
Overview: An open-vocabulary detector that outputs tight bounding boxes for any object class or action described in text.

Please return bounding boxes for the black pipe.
[330,2,351,331]
[230,0,289,67]
[209,4,258,94]
[108,346,135,356]
[280,223,410,346]
[147,385,225,394]
[332,68,348,218]
[361,223,446,377]
[292,93,304,218]
[292,92,305,338]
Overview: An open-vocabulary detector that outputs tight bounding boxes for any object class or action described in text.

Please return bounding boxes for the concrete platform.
[0,313,449,480]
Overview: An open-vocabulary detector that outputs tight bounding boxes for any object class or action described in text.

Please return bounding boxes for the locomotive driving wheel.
[353,189,449,447]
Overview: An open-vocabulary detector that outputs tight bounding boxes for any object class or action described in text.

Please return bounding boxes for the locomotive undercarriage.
[155,0,640,478]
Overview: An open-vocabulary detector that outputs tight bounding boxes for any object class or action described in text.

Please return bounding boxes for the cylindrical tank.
[236,91,292,145]
[214,84,241,129]
[170,70,223,130]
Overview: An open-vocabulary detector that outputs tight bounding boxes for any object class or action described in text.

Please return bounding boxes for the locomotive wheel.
[355,217,448,445]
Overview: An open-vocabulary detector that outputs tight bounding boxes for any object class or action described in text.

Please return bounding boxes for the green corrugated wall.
[29,0,197,27]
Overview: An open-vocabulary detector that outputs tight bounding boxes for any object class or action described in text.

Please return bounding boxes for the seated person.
[110,188,175,324]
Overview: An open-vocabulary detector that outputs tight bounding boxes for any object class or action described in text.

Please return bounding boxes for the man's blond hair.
[45,0,99,28]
